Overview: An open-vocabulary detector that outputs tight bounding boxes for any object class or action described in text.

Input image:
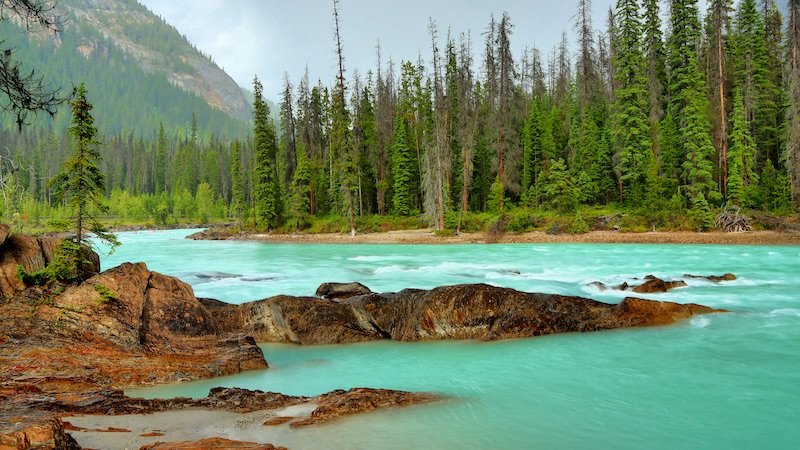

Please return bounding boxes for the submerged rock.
[631,278,688,293]
[141,437,285,449]
[589,274,727,294]
[683,273,737,282]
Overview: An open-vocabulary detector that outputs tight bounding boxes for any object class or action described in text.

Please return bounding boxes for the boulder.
[315,281,373,299]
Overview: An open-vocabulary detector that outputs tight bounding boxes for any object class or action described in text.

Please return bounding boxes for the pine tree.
[668,0,720,204]
[732,0,769,164]
[690,192,715,230]
[287,142,311,230]
[727,89,756,205]
[542,158,577,212]
[760,0,784,169]
[391,116,414,216]
[252,76,281,230]
[230,140,244,231]
[643,0,665,126]
[51,82,118,249]
[611,0,652,204]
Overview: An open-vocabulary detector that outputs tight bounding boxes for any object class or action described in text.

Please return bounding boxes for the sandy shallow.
[63,404,316,449]
[224,229,800,245]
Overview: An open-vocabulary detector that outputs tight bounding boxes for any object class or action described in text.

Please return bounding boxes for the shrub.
[94,284,117,303]
[18,240,91,287]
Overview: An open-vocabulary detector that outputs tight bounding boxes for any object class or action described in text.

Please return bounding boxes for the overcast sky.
[138,0,617,100]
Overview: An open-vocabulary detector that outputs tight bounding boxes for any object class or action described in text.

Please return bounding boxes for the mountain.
[64,0,250,121]
[0,0,253,138]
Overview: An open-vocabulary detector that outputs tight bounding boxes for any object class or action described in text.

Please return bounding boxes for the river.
[98,229,800,449]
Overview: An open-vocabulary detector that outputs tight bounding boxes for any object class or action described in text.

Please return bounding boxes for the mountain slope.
[0,0,252,137]
[63,0,250,121]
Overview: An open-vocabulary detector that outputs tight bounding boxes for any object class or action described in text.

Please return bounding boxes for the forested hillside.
[0,0,250,137]
[2,0,799,234]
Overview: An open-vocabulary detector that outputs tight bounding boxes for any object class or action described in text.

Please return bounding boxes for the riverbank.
[190,228,800,245]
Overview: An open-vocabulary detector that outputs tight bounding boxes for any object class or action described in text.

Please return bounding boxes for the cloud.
[139,0,615,100]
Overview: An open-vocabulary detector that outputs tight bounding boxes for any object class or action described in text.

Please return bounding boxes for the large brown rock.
[205,283,724,345]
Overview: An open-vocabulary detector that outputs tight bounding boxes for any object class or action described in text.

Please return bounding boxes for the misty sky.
[139,0,617,100]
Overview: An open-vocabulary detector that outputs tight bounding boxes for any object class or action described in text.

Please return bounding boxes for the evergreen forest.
[4,0,800,235]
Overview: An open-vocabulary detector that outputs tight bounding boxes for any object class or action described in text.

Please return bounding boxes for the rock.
[588,276,688,294]
[209,283,724,344]
[0,234,49,298]
[1,261,267,398]
[0,233,101,298]
[1,387,436,449]
[0,223,9,246]
[0,417,81,450]
[315,281,373,299]
[291,388,439,428]
[140,437,285,449]
[236,295,388,344]
[683,273,737,282]
[186,229,235,240]
[632,278,688,293]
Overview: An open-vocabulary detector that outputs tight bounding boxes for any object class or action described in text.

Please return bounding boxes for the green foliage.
[93,284,117,304]
[612,0,652,205]
[541,159,578,212]
[18,240,88,286]
[50,83,118,250]
[252,77,282,230]
[727,88,757,206]
[690,192,715,231]
[487,177,506,213]
[0,19,248,137]
[391,116,415,216]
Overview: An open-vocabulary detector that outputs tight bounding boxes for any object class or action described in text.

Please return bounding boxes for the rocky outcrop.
[315,281,373,299]
[3,387,436,449]
[201,282,725,345]
[0,232,101,298]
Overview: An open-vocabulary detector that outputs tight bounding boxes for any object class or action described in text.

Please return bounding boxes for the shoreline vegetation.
[189,226,800,245]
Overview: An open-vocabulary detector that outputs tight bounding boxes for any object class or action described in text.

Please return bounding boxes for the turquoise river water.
[98,229,800,449]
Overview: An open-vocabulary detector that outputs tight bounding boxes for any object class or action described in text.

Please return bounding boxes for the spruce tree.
[230,140,245,231]
[668,0,720,204]
[252,76,281,230]
[287,143,311,230]
[391,116,414,216]
[727,89,756,205]
[611,0,652,204]
[732,0,769,163]
[52,82,118,249]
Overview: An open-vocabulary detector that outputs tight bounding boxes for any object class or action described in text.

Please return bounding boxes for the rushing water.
[100,229,800,449]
